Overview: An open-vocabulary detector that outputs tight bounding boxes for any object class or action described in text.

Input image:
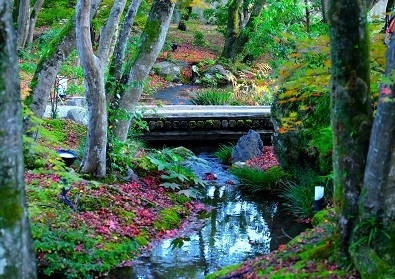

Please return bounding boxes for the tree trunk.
[328,0,373,260]
[26,0,45,47]
[0,1,37,277]
[349,23,395,279]
[76,0,126,177]
[321,0,328,23]
[16,0,30,49]
[226,0,265,60]
[110,0,175,141]
[177,6,192,31]
[106,0,142,105]
[221,0,243,59]
[23,0,101,138]
[366,0,382,11]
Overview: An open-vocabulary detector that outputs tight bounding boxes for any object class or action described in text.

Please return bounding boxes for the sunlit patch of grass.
[191,89,234,105]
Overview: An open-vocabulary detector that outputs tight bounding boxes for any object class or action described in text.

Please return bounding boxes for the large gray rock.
[67,107,88,125]
[43,105,88,125]
[67,97,87,108]
[202,64,235,86]
[231,130,263,163]
[153,61,181,82]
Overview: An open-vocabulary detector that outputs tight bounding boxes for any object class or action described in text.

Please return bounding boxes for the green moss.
[154,208,181,230]
[311,209,331,227]
[141,20,160,53]
[134,235,148,246]
[204,263,242,279]
[189,121,196,129]
[0,186,23,228]
[197,121,205,128]
[168,193,191,204]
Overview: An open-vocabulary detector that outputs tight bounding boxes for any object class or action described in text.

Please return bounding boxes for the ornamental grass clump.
[276,179,315,219]
[191,89,234,105]
[231,166,284,192]
[213,142,234,164]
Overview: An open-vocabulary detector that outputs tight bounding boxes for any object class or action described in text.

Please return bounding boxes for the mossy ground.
[205,209,360,279]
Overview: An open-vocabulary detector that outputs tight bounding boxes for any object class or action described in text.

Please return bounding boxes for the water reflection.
[126,152,308,279]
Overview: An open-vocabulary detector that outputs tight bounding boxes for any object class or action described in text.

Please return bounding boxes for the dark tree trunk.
[111,0,175,141]
[225,0,265,59]
[321,0,328,23]
[177,6,192,31]
[349,22,395,279]
[16,0,30,49]
[0,1,37,277]
[26,0,45,47]
[221,0,243,59]
[305,0,310,33]
[328,0,373,261]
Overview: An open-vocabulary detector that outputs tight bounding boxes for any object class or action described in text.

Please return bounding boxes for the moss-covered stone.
[189,121,196,129]
[197,121,205,128]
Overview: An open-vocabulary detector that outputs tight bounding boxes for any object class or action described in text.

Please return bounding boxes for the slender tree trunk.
[328,0,373,261]
[106,0,142,105]
[16,0,30,49]
[23,0,101,138]
[305,0,310,33]
[111,0,175,141]
[26,0,45,47]
[221,0,243,59]
[0,1,37,277]
[177,6,192,30]
[76,0,126,177]
[226,0,265,59]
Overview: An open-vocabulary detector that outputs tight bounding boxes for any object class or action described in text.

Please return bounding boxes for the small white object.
[314,186,324,201]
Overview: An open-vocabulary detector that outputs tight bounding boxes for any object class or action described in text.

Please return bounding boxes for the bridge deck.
[137,105,273,142]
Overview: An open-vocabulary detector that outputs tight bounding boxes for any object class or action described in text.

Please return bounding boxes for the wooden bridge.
[137,105,273,143]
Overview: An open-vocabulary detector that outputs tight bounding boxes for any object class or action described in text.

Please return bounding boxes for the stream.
[113,149,309,279]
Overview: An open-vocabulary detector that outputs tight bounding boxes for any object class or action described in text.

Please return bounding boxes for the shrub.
[193,31,206,47]
[191,89,234,105]
[213,143,234,164]
[231,166,284,192]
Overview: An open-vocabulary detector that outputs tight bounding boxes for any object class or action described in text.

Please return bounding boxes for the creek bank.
[121,150,309,279]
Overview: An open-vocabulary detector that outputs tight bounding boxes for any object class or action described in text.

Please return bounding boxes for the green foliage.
[146,147,207,197]
[107,136,146,174]
[246,0,325,66]
[231,166,284,192]
[213,142,234,164]
[202,9,216,25]
[37,1,74,27]
[191,89,234,105]
[193,31,206,47]
[31,222,137,278]
[351,218,391,249]
[309,126,332,174]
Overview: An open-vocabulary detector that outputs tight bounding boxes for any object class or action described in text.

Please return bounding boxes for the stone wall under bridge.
[136,105,273,143]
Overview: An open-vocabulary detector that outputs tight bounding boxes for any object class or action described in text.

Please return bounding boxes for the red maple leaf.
[381,87,392,95]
